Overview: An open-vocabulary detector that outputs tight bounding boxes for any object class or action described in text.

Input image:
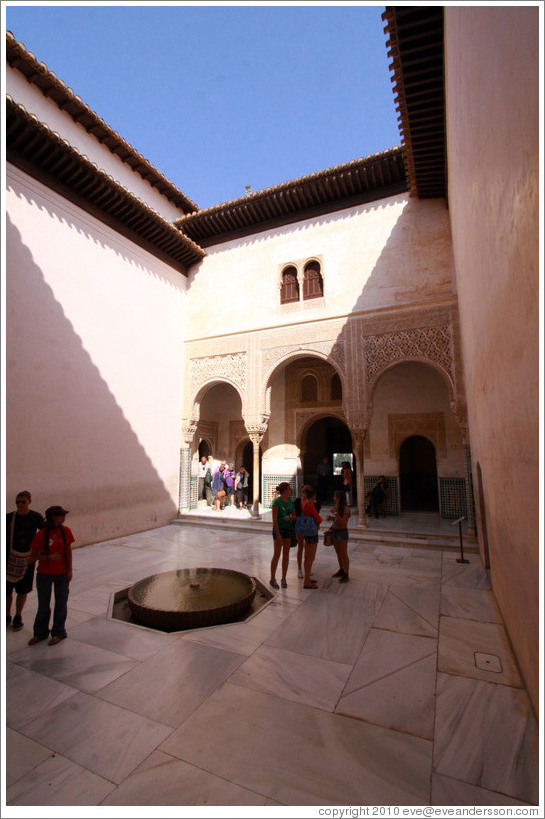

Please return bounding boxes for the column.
[178,420,197,514]
[249,431,263,518]
[352,428,367,528]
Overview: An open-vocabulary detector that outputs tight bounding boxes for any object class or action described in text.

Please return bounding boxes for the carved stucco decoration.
[261,340,346,414]
[363,318,469,430]
[189,352,247,408]
[231,419,269,454]
[196,421,218,456]
[365,325,452,382]
[388,413,447,459]
[181,419,198,446]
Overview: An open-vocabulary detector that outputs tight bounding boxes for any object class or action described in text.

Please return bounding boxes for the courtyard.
[4,513,539,811]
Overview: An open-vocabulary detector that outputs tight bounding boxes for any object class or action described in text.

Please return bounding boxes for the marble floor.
[3,522,540,814]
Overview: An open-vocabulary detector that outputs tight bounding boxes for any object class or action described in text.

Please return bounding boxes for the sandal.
[304,581,319,589]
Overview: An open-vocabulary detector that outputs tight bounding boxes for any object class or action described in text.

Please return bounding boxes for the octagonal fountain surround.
[127,567,258,632]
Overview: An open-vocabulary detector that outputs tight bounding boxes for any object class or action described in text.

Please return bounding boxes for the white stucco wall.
[6,164,187,545]
[444,6,539,713]
[6,65,188,222]
[185,193,454,339]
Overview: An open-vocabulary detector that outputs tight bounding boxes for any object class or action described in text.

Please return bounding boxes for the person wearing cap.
[6,491,45,632]
[28,506,75,646]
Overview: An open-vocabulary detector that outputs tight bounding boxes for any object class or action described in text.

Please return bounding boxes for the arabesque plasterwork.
[189,352,247,402]
[364,325,452,382]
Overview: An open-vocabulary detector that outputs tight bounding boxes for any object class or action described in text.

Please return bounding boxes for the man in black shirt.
[6,491,44,631]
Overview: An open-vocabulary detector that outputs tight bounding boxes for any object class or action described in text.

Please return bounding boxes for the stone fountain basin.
[127,567,257,632]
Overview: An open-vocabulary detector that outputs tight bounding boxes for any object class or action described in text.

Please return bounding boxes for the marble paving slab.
[6,662,78,729]
[68,613,171,661]
[438,616,523,686]
[265,591,383,664]
[96,638,245,727]
[441,554,491,589]
[5,727,53,788]
[6,752,116,806]
[10,636,139,694]
[18,690,172,785]
[373,585,439,637]
[320,574,389,604]
[230,644,353,711]
[433,672,539,804]
[159,682,433,806]
[440,585,503,623]
[180,601,298,656]
[431,772,535,806]
[337,629,437,739]
[100,750,270,806]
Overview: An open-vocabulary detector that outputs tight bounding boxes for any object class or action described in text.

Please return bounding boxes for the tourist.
[366,476,387,519]
[197,455,213,506]
[298,485,322,589]
[6,491,45,632]
[28,505,74,646]
[316,457,332,507]
[212,465,227,511]
[225,464,236,507]
[235,466,250,508]
[294,493,305,578]
[270,482,295,589]
[342,461,354,507]
[327,490,351,583]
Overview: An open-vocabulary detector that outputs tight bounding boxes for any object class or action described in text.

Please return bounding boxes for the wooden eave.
[5,30,198,214]
[6,96,205,272]
[176,149,408,246]
[382,6,447,199]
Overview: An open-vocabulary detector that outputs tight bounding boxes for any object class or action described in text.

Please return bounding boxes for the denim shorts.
[332,529,349,542]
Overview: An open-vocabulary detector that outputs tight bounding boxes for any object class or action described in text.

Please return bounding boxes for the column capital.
[244,414,270,438]
[181,418,198,446]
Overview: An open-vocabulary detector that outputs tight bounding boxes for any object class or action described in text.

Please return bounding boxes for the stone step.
[171,513,479,553]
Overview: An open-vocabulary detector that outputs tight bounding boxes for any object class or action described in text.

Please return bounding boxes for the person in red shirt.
[300,485,322,589]
[28,505,74,646]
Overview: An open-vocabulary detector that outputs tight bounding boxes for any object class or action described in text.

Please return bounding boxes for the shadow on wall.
[6,214,178,546]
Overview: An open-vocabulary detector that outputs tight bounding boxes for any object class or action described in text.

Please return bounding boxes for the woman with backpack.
[295,485,322,589]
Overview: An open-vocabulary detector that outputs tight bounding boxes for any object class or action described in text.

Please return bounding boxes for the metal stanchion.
[452,515,469,563]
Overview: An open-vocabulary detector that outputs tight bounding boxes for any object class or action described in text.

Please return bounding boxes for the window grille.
[303,262,323,299]
[280,266,299,303]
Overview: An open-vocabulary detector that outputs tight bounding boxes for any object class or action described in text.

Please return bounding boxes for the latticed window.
[280,266,299,304]
[303,262,323,299]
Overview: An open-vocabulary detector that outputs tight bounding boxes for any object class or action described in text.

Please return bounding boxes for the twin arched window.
[280,261,323,305]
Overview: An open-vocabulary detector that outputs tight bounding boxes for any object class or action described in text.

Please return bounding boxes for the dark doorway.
[303,417,353,505]
[399,435,439,512]
[241,440,262,502]
[198,439,211,459]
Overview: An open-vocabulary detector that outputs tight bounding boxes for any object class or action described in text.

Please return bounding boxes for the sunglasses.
[16,500,29,504]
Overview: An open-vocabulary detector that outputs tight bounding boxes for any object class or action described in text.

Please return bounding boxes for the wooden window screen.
[303,263,323,299]
[280,267,299,304]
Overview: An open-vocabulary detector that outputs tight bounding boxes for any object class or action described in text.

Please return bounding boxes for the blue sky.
[4,3,401,210]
